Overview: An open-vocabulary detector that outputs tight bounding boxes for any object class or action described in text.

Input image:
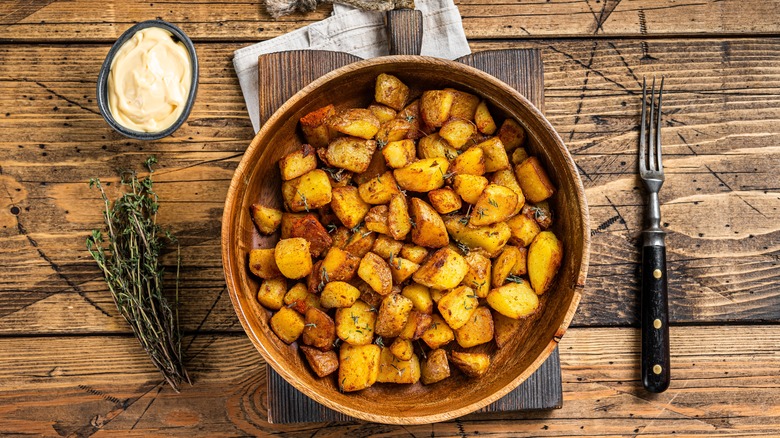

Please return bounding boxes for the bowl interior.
[222,56,588,424]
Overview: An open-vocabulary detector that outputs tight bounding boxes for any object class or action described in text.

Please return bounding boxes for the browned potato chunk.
[439,118,477,149]
[331,186,370,229]
[421,348,451,384]
[454,306,494,348]
[375,293,414,338]
[430,288,445,304]
[368,102,397,123]
[387,194,412,240]
[270,307,305,344]
[400,244,428,264]
[365,205,390,235]
[377,347,420,384]
[413,247,469,290]
[396,99,424,140]
[358,252,393,296]
[409,198,449,248]
[357,281,384,309]
[515,157,556,203]
[249,248,281,279]
[256,277,287,310]
[470,184,518,226]
[339,343,380,392]
[447,89,480,121]
[287,214,332,257]
[476,137,510,172]
[352,148,388,186]
[492,246,524,287]
[250,203,283,235]
[497,118,526,151]
[376,118,413,145]
[321,281,361,309]
[358,171,400,204]
[523,201,553,230]
[428,187,462,214]
[328,108,380,139]
[371,234,404,259]
[394,157,449,193]
[527,231,563,295]
[418,133,459,161]
[281,169,332,212]
[280,213,307,239]
[452,174,488,204]
[401,284,434,314]
[274,238,313,279]
[511,147,530,165]
[389,338,414,361]
[491,169,526,215]
[284,282,321,314]
[421,314,454,349]
[444,216,511,257]
[420,89,455,127]
[462,252,491,298]
[399,310,433,340]
[321,247,361,281]
[513,246,528,276]
[324,137,378,173]
[389,256,420,284]
[492,309,522,349]
[449,351,490,377]
[450,146,485,176]
[382,139,416,168]
[487,281,539,319]
[299,104,335,148]
[335,300,377,346]
[279,144,317,181]
[437,285,479,329]
[506,213,541,247]
[303,307,337,351]
[474,100,497,135]
[343,226,376,258]
[375,73,410,111]
[300,346,339,377]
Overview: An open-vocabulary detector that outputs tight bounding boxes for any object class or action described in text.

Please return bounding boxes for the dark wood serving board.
[256,42,562,423]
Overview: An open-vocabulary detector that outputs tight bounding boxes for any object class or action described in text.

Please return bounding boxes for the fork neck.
[643,191,665,247]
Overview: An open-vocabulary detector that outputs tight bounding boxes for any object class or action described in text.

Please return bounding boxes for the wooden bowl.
[222,56,589,424]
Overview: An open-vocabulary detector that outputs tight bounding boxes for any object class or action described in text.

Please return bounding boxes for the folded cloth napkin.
[233,0,471,132]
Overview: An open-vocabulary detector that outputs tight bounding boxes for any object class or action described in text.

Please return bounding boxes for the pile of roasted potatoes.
[248,73,563,392]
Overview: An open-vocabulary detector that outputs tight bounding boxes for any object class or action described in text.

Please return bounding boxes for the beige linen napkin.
[233,0,471,132]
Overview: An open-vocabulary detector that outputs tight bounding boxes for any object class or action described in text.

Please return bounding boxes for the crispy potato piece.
[300,346,339,377]
[450,351,490,377]
[375,73,410,111]
[492,246,523,287]
[299,104,335,148]
[487,281,539,319]
[400,244,428,264]
[454,306,494,348]
[430,288,445,304]
[396,99,425,140]
[515,156,556,203]
[321,247,361,281]
[491,171,525,216]
[321,281,361,309]
[439,118,477,149]
[513,246,528,276]
[352,148,388,186]
[444,216,511,257]
[474,100,497,135]
[284,283,321,314]
[330,226,351,249]
[324,137,378,173]
[401,284,434,314]
[389,256,420,284]
[328,108,380,139]
[270,307,305,344]
[450,146,485,176]
[281,169,332,212]
[506,213,541,247]
[462,252,491,298]
[279,144,318,181]
[288,214,332,257]
[447,89,480,121]
[409,198,449,248]
[280,213,307,239]
[413,247,469,290]
[418,133,459,161]
[420,89,455,127]
[358,171,400,204]
[256,277,287,310]
[335,300,377,346]
[371,234,404,259]
[376,118,413,145]
[358,252,393,296]
[343,226,376,258]
[476,137,511,172]
[470,184,518,226]
[307,260,325,294]
[382,139,417,169]
[377,347,420,384]
[528,231,563,295]
[338,343,380,391]
[365,205,390,235]
[368,102,397,123]
[523,201,553,230]
[303,307,337,351]
[394,157,449,193]
[452,174,488,204]
[497,118,526,151]
[249,248,281,279]
[428,187,462,214]
[389,338,414,361]
[437,285,479,330]
[387,194,412,240]
[331,186,370,229]
[399,310,433,340]
[421,314,454,349]
[274,238,313,279]
[492,309,522,349]
[421,348,451,384]
[375,293,414,338]
[511,147,530,165]
[250,203,283,235]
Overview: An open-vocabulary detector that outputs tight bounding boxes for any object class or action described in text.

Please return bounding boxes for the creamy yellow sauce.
[108,27,192,132]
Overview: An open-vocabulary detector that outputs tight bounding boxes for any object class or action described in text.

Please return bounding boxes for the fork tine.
[648,77,656,171]
[656,76,665,171]
[639,77,647,173]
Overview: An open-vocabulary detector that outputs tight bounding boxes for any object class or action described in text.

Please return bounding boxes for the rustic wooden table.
[2,1,779,436]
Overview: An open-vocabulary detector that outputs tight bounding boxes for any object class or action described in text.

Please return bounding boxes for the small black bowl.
[96,20,199,140]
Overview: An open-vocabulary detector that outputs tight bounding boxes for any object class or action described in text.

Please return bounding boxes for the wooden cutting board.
[255,41,562,422]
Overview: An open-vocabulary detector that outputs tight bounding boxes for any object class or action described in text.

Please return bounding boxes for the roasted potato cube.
[389,338,414,361]
[300,346,339,377]
[274,238,313,279]
[327,108,380,139]
[368,102,398,123]
[279,144,317,181]
[421,314,454,349]
[450,146,485,176]
[409,198,449,248]
[249,248,281,279]
[444,216,511,257]
[299,104,335,148]
[343,226,376,258]
[372,234,404,259]
[355,280,384,309]
[450,351,490,377]
[487,281,539,319]
[439,118,477,149]
[506,213,541,247]
[321,247,361,281]
[389,256,420,284]
[497,118,526,151]
[338,343,380,392]
[287,214,332,257]
[331,186,370,229]
[358,171,400,204]
[452,174,488,204]
[358,252,393,296]
[491,169,526,215]
[401,284,434,314]
[270,307,305,344]
[365,205,391,235]
[250,203,283,235]
[321,281,361,309]
[474,100,497,135]
[284,282,321,314]
[308,260,325,294]
[523,201,553,230]
[418,133,459,161]
[303,307,337,351]
[256,277,287,310]
[394,157,449,193]
[324,137,378,173]
[511,147,530,165]
[382,139,416,169]
[377,347,420,384]
[492,245,524,287]
[384,194,411,241]
[421,348,451,384]
[492,309,522,349]
[375,293,414,338]
[280,213,307,239]
[375,73,410,111]
[513,246,528,276]
[335,300,377,346]
[447,89,480,121]
[528,231,563,295]
[437,285,479,330]
[428,187,462,214]
[470,184,518,226]
[399,310,433,340]
[376,118,413,145]
[515,156,556,203]
[430,288,445,304]
[454,306,494,348]
[281,169,333,212]
[413,247,469,290]
[400,244,428,264]
[420,89,455,127]
[353,147,389,186]
[476,137,510,172]
[396,99,424,140]
[462,252,491,298]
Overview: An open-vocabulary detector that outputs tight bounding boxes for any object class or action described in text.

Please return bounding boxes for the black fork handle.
[641,244,670,393]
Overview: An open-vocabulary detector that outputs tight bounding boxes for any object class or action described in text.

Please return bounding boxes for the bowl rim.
[222,54,590,424]
[96,19,199,141]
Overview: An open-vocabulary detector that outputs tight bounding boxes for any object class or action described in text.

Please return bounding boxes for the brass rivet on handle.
[653,319,662,329]
[653,364,663,375]
[653,269,662,279]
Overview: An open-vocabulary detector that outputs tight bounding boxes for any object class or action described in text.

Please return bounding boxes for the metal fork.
[639,76,669,393]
